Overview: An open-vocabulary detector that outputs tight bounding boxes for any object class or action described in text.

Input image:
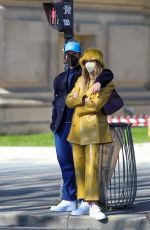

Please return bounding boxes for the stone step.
[0,88,51,133]
[118,88,150,106]
[0,106,51,134]
[0,228,55,230]
[0,89,51,103]
[0,213,149,230]
[1,87,150,104]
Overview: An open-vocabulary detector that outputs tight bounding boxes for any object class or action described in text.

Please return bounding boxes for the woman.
[65,48,115,220]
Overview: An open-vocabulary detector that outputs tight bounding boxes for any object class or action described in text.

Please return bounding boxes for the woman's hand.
[92,82,101,94]
[73,92,78,98]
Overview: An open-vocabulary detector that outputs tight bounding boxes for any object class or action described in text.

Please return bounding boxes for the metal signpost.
[43,0,74,70]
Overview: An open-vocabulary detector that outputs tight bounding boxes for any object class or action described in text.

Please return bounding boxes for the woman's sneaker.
[89,203,106,220]
[71,201,90,216]
[50,200,76,212]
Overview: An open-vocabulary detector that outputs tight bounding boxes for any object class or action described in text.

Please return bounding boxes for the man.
[50,40,114,212]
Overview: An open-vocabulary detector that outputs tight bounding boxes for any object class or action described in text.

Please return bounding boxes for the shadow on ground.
[0,161,149,216]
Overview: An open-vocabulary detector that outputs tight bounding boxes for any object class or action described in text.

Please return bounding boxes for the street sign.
[43,0,74,38]
[43,2,64,32]
[63,0,74,40]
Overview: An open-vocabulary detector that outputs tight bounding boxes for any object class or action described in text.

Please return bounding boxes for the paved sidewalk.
[0,144,150,229]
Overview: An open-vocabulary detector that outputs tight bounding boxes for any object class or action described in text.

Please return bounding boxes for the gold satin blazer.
[66,76,115,145]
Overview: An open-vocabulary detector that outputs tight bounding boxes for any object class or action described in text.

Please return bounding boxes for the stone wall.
[0,1,149,89]
[0,5,52,89]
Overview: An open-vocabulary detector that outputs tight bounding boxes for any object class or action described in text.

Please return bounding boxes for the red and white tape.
[148,117,150,137]
[107,114,150,127]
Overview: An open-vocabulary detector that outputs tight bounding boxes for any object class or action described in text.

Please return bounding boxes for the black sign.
[43,1,73,33]
[63,0,73,30]
[43,2,64,32]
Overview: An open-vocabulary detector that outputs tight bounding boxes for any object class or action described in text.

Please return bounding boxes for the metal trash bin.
[99,123,137,209]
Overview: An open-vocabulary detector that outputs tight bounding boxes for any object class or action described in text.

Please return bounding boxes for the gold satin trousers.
[72,144,100,201]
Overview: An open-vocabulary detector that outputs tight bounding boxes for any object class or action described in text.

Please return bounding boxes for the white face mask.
[85,62,96,73]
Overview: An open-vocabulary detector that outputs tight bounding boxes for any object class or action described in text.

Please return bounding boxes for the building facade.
[0,0,150,133]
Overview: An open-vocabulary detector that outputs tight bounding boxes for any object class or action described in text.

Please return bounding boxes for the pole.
[63,0,74,70]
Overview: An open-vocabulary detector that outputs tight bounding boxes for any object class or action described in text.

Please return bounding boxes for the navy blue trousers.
[54,123,76,201]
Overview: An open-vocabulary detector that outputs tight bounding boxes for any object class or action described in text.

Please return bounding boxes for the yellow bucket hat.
[80,48,105,68]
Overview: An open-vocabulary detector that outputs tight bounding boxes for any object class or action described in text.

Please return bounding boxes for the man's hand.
[92,82,101,94]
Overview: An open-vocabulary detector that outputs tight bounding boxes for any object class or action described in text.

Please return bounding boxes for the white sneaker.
[71,201,90,216]
[89,203,106,220]
[50,200,76,212]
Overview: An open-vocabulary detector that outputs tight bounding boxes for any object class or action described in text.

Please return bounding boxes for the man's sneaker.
[50,200,76,212]
[71,201,90,216]
[89,203,106,220]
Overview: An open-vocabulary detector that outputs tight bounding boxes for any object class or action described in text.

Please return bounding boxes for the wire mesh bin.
[99,123,137,209]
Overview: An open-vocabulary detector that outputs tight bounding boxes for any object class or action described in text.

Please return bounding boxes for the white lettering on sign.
[63,19,71,26]
[63,5,72,15]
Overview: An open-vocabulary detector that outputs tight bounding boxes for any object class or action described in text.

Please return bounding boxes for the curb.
[0,213,149,230]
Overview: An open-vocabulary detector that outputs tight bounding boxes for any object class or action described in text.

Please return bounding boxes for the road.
[0,145,150,216]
